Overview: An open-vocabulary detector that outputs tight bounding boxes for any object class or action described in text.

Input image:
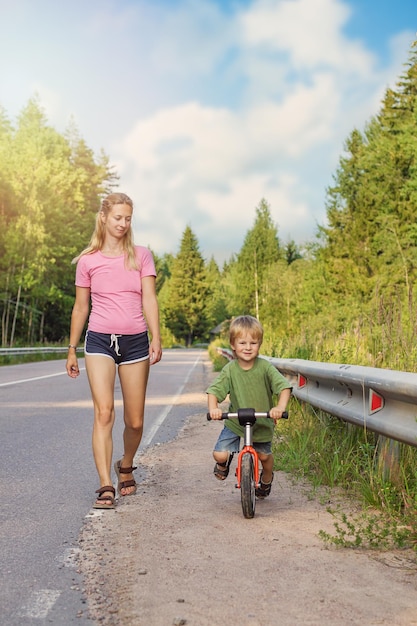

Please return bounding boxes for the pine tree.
[227,198,282,318]
[162,226,210,346]
[205,256,229,330]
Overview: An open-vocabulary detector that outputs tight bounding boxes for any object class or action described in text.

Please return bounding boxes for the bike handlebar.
[207,409,288,421]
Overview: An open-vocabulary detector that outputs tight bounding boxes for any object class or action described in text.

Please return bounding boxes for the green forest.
[2,40,417,376]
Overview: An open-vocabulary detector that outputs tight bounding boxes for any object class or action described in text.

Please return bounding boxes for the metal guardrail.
[0,347,84,356]
[4,345,417,449]
[217,348,417,449]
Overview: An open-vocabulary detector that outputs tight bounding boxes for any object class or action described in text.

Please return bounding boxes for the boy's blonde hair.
[229,315,263,345]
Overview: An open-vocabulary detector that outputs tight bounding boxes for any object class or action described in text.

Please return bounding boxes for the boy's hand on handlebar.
[209,408,223,420]
[269,406,287,423]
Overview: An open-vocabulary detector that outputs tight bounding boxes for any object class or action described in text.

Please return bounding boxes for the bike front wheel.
[240,453,256,518]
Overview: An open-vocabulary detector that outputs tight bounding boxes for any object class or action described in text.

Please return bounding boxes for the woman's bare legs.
[117,358,150,495]
[85,354,116,505]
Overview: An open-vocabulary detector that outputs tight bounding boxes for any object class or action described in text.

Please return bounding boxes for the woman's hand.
[66,353,80,378]
[149,338,162,365]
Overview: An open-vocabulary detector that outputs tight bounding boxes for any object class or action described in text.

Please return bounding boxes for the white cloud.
[245,73,341,157]
[114,0,414,263]
[118,91,333,262]
[195,172,311,242]
[5,0,410,264]
[239,0,375,74]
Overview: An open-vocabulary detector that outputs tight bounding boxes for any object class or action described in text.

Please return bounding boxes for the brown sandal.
[114,460,138,496]
[93,485,116,509]
[255,472,274,499]
[213,453,234,481]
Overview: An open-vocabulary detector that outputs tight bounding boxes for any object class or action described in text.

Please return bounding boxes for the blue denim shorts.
[213,425,272,455]
[85,330,149,365]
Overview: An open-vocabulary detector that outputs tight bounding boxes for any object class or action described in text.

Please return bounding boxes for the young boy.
[207,315,291,498]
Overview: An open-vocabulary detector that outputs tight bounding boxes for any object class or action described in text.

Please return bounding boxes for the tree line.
[1,39,417,372]
[0,98,118,346]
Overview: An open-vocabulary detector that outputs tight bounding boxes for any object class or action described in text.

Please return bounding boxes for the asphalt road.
[0,348,204,625]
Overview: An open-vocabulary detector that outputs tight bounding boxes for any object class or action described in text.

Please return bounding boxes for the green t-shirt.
[206,357,292,442]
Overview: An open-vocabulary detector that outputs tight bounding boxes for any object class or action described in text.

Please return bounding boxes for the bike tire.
[240,453,256,519]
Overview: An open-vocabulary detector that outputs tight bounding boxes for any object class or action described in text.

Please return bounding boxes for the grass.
[0,351,71,366]
[272,399,417,552]
[318,509,412,550]
[207,339,229,371]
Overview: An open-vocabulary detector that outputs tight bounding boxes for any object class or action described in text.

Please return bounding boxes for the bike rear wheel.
[240,453,256,518]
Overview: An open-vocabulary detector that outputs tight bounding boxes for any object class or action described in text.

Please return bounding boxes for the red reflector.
[369,389,384,413]
[298,374,307,388]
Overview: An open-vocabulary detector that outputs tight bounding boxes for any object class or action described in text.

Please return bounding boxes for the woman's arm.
[142,275,162,364]
[66,286,90,378]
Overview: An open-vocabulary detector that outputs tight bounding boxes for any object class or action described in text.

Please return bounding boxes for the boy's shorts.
[213,424,272,455]
[85,330,149,365]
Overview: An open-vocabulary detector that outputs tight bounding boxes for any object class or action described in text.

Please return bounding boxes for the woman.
[66,192,162,509]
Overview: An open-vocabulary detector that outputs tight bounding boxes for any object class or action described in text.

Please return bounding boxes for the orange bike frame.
[235,445,260,489]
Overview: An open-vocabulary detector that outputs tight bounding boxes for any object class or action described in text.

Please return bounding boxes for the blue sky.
[0,0,416,263]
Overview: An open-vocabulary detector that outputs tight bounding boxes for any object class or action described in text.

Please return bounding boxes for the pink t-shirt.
[75,246,156,334]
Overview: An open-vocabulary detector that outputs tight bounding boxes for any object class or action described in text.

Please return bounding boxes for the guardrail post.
[377,436,400,483]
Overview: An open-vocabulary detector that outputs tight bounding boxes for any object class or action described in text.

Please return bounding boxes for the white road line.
[19,589,61,619]
[140,354,201,450]
[0,368,86,387]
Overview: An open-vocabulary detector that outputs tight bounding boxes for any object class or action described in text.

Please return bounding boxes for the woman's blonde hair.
[229,315,263,345]
[72,192,138,269]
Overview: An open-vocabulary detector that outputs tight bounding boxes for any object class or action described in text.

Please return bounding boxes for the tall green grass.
[272,399,417,551]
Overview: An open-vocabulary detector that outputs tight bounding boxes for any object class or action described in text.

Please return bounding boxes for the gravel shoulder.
[77,356,417,625]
